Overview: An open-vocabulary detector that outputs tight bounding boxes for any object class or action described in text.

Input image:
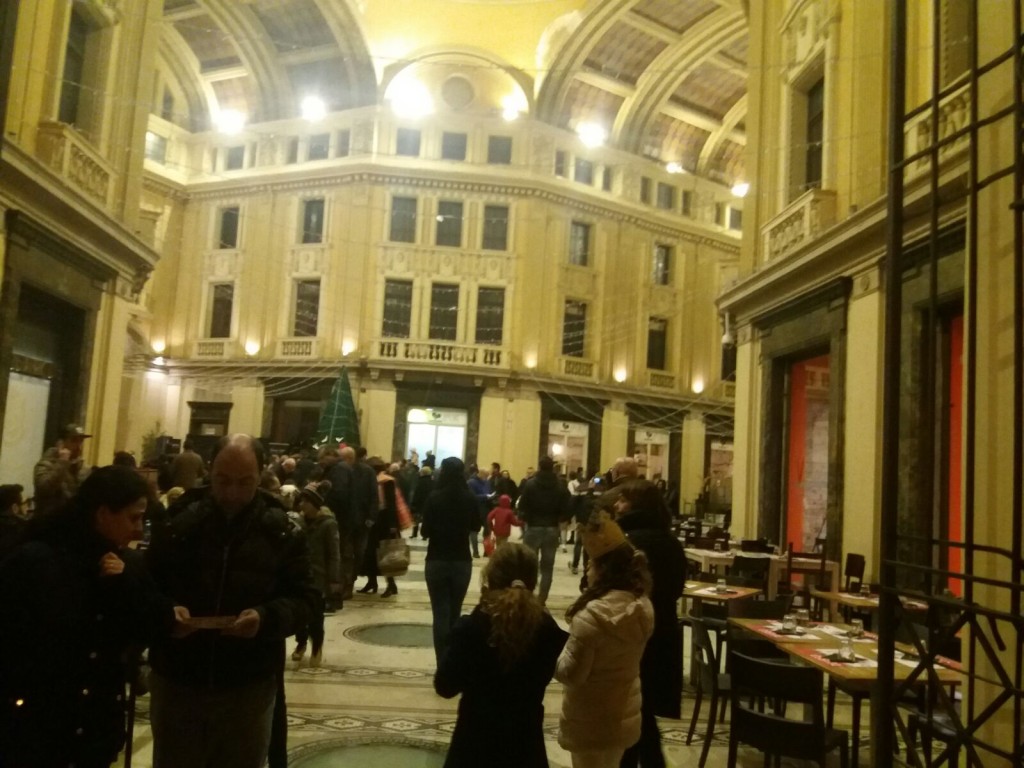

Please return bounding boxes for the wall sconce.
[342,339,357,356]
[613,368,627,383]
[244,340,260,356]
[151,339,166,354]
[691,378,705,394]
[524,353,537,369]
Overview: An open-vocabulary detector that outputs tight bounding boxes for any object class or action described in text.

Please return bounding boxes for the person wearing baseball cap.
[33,424,91,516]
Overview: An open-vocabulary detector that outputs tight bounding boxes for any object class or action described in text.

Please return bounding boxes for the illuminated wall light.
[300,95,327,122]
[341,339,357,356]
[213,109,247,135]
[691,378,705,394]
[665,162,685,174]
[151,339,166,354]
[576,121,607,149]
[613,368,627,383]
[387,77,434,119]
[551,443,564,456]
[731,181,750,198]
[501,93,527,122]
[244,340,261,356]
[524,353,537,369]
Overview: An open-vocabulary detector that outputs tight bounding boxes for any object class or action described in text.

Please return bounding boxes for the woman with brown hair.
[434,542,568,767]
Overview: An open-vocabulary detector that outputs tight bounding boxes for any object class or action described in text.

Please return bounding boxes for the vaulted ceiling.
[159,0,748,184]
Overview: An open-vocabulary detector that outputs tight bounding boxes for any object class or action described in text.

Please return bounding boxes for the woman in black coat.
[435,542,567,767]
[613,479,687,768]
[357,457,401,597]
[0,466,180,767]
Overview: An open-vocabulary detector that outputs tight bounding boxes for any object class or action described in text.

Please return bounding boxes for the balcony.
[715,380,736,400]
[761,187,837,263]
[192,339,233,359]
[904,84,970,182]
[648,370,677,390]
[374,339,506,368]
[559,356,596,379]
[36,122,114,209]
[277,338,320,359]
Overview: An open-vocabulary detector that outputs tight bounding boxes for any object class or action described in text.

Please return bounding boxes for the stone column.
[358,379,396,459]
[229,380,266,436]
[478,386,541,481]
[681,412,707,515]
[600,400,629,472]
[84,279,132,464]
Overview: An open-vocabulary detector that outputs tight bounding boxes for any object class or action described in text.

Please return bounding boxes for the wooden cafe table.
[809,588,929,622]
[684,548,840,609]
[729,618,963,768]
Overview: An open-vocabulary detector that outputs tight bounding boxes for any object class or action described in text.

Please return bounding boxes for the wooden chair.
[842,553,867,591]
[740,538,774,553]
[786,544,829,619]
[729,554,772,594]
[687,619,732,768]
[727,652,850,768]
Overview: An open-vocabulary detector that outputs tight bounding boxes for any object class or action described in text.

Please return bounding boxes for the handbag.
[483,535,496,557]
[395,487,413,530]
[376,537,410,576]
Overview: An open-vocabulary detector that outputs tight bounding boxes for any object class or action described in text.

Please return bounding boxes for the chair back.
[740,538,773,553]
[691,619,721,691]
[728,652,830,760]
[843,553,866,591]
[730,554,770,591]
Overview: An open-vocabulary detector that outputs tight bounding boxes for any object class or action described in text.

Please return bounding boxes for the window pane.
[569,222,590,266]
[286,138,299,164]
[475,287,505,345]
[681,190,693,216]
[302,199,325,244]
[209,284,233,339]
[390,197,417,243]
[805,78,825,190]
[574,158,594,185]
[396,128,422,157]
[482,205,509,251]
[487,136,512,164]
[293,280,320,337]
[382,279,413,338]
[554,150,566,177]
[336,129,351,157]
[225,146,245,170]
[435,201,463,247]
[59,11,87,125]
[441,132,467,160]
[562,300,587,357]
[602,166,613,191]
[653,244,671,286]
[308,133,330,161]
[647,317,667,370]
[145,132,167,163]
[429,283,459,341]
[640,176,652,204]
[729,208,743,231]
[657,182,675,210]
[218,207,240,249]
[161,88,175,122]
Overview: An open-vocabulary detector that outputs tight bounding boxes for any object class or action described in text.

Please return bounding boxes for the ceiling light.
[300,95,327,122]
[576,122,607,149]
[213,109,246,135]
[731,181,750,198]
[388,77,434,119]
[666,162,685,174]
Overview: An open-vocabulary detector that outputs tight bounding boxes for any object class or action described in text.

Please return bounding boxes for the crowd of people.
[0,427,688,768]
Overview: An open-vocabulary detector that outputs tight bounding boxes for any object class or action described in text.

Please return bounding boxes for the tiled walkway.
[124,532,857,766]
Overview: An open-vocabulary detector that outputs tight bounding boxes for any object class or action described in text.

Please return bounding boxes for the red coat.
[487,506,521,537]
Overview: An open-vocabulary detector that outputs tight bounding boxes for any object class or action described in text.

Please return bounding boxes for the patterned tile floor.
[123,532,860,767]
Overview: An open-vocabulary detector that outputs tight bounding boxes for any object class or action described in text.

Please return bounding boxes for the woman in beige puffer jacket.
[555,515,654,768]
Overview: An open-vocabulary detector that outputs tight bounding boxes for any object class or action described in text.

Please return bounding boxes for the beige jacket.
[555,589,654,752]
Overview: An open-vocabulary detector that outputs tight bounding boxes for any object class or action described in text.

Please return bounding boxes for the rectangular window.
[729,208,743,231]
[382,279,413,338]
[681,190,693,217]
[336,129,351,157]
[429,283,459,341]
[144,131,167,163]
[301,198,325,244]
[656,182,675,210]
[396,127,422,157]
[217,207,240,249]
[647,317,668,370]
[292,279,321,337]
[475,286,505,346]
[487,136,513,164]
[602,166,614,192]
[482,205,509,251]
[441,132,467,161]
[307,133,330,161]
[562,300,587,358]
[569,221,591,267]
[435,200,464,247]
[554,150,567,177]
[390,196,417,243]
[161,87,175,122]
[715,202,727,226]
[653,244,671,286]
[208,283,234,339]
[286,137,299,164]
[640,176,652,204]
[574,158,594,185]
[805,77,825,191]
[58,10,88,125]
[225,146,245,171]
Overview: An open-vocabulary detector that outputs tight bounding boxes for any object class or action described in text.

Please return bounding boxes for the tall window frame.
[569,221,591,267]
[206,282,235,339]
[300,198,325,244]
[562,300,587,358]
[389,196,417,243]
[292,279,321,338]
[382,279,413,339]
[435,200,464,247]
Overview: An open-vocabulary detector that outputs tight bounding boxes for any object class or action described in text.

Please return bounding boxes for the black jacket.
[517,471,570,528]
[322,459,354,528]
[0,511,175,765]
[145,489,317,688]
[617,507,687,718]
[351,460,378,527]
[421,486,480,562]
[435,606,568,767]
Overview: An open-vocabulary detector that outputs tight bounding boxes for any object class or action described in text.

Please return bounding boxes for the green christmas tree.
[317,367,360,446]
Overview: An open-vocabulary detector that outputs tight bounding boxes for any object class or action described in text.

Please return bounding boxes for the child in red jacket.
[486,494,521,549]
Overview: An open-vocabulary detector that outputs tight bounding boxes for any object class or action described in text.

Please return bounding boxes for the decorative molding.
[851,264,880,298]
[287,245,329,276]
[761,187,837,263]
[378,245,514,282]
[560,264,598,298]
[202,250,241,278]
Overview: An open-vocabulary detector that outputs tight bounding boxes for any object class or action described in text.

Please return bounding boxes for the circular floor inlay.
[292,743,445,768]
[345,622,434,648]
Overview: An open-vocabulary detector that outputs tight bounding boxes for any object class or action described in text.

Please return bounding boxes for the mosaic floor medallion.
[343,622,434,648]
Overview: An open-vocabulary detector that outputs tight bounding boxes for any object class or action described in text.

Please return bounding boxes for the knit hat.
[299,482,325,508]
[582,512,628,560]
[497,494,512,508]
[419,465,433,477]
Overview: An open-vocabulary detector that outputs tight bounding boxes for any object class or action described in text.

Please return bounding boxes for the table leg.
[851,693,862,768]
[768,560,779,600]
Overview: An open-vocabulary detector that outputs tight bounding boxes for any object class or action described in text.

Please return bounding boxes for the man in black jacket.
[518,456,570,603]
[145,434,317,768]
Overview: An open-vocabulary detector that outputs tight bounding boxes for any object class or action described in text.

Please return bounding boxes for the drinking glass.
[782,614,797,631]
[796,608,811,627]
[861,582,871,597]
[716,578,727,593]
[850,619,865,638]
[839,638,856,661]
